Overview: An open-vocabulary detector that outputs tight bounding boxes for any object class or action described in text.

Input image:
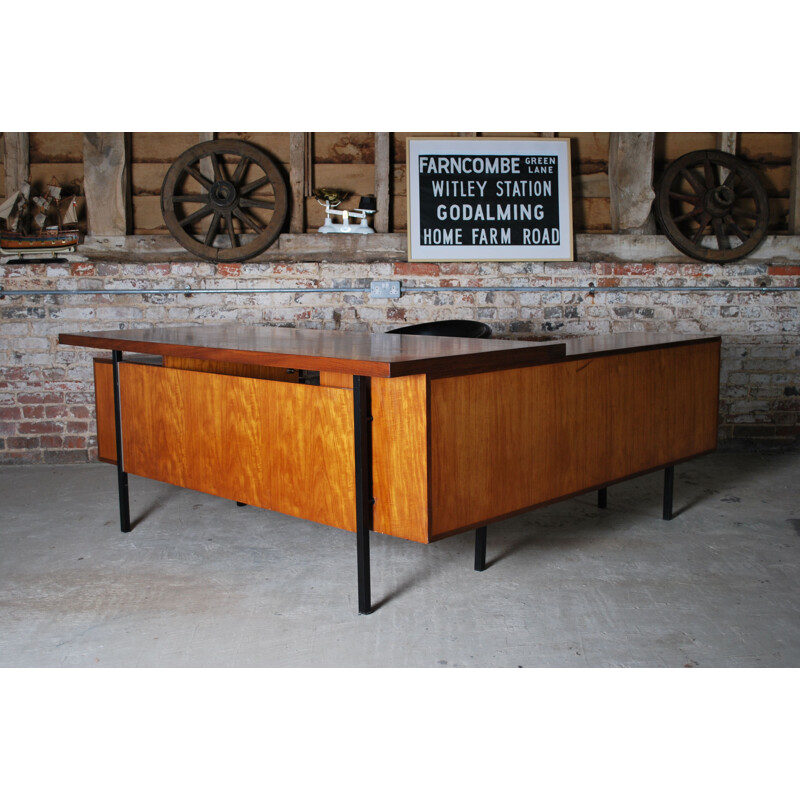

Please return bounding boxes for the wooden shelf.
[66,233,800,265]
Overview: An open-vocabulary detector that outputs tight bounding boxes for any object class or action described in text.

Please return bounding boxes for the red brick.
[0,407,21,420]
[18,392,64,404]
[45,405,70,419]
[71,263,95,277]
[767,265,800,276]
[217,263,241,277]
[1,367,33,381]
[613,263,656,275]
[6,437,40,449]
[386,307,406,321]
[393,262,440,277]
[440,263,479,275]
[63,436,88,449]
[148,264,172,275]
[18,421,63,434]
[40,435,64,449]
[67,421,89,433]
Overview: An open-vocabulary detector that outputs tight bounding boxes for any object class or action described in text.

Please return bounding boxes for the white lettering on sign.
[495,180,552,198]
[471,228,512,245]
[419,156,521,175]
[431,180,488,197]
[522,228,561,244]
[436,204,536,222]
[422,228,463,245]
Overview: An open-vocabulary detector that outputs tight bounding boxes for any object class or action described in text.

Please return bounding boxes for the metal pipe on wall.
[1,283,798,298]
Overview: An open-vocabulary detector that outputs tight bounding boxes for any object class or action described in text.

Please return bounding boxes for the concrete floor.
[1,451,798,667]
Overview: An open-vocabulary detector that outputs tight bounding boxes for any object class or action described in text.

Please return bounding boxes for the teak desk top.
[58,326,720,379]
[59,325,566,378]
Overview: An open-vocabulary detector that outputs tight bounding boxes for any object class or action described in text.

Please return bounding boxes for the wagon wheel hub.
[210,180,238,210]
[705,184,736,216]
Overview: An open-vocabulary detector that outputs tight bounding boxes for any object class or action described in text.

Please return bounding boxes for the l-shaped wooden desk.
[58,326,721,614]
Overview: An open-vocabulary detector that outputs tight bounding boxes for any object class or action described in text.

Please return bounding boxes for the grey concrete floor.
[1,451,798,667]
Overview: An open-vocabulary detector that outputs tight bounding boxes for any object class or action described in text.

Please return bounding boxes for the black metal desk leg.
[353,375,373,614]
[597,487,608,509]
[474,526,487,572]
[663,465,674,521]
[111,350,131,533]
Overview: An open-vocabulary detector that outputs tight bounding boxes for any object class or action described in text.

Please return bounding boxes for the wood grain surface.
[429,340,720,538]
[371,374,430,543]
[93,360,116,463]
[119,363,356,531]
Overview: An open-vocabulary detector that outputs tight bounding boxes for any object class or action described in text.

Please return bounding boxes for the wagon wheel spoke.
[669,191,702,204]
[210,152,224,183]
[233,207,264,234]
[179,204,214,228]
[240,197,275,210]
[681,168,706,196]
[672,206,705,224]
[225,212,237,249]
[712,217,729,250]
[723,169,739,188]
[241,176,270,195]
[731,207,759,220]
[184,166,213,191]
[692,212,712,243]
[171,194,208,203]
[724,214,750,242]
[205,211,222,246]
[703,157,717,190]
[231,156,250,186]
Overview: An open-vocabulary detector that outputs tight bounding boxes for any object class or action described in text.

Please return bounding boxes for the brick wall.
[1,258,798,464]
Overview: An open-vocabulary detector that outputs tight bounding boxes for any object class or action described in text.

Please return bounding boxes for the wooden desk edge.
[61,332,567,379]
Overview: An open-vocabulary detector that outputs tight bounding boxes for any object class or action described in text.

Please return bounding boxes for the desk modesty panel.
[74,327,721,545]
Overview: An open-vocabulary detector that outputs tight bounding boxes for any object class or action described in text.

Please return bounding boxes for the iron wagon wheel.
[654,149,770,262]
[161,139,289,263]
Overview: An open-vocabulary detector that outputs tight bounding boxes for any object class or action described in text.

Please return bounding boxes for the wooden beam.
[3,132,29,196]
[289,132,310,234]
[789,133,800,235]
[83,133,130,237]
[716,132,737,154]
[199,132,215,181]
[608,132,657,234]
[374,132,390,234]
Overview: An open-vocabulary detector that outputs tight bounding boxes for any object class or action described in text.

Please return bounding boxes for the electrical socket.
[370,280,401,299]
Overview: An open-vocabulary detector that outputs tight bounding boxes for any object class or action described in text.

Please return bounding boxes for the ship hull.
[0,229,80,250]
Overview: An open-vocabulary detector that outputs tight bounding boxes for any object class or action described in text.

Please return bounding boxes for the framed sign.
[406,137,573,262]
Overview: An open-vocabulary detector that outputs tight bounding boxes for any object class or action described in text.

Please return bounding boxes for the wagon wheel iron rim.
[161,139,289,263]
[654,149,770,262]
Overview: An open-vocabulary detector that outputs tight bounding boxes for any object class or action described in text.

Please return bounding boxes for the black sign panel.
[407,139,573,261]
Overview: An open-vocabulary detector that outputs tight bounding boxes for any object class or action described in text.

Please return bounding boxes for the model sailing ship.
[0,178,80,255]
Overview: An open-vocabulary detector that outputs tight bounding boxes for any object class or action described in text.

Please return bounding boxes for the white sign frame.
[406,137,573,262]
